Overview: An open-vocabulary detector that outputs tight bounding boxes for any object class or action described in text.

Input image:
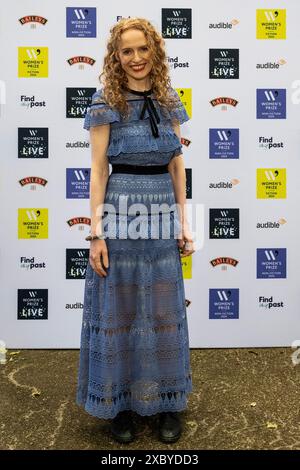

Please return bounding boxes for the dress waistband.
[111,164,169,175]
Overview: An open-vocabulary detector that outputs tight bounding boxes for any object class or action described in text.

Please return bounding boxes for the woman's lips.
[131,64,146,71]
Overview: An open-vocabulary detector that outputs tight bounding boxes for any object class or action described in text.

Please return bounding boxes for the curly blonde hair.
[98,17,178,119]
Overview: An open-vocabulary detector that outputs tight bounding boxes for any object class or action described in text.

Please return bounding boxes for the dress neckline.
[123,85,153,97]
[121,85,160,138]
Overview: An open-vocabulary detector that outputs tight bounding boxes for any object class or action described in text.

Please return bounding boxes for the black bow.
[124,86,160,138]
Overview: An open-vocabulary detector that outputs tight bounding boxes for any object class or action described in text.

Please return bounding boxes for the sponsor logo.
[186,169,192,199]
[256,58,286,69]
[167,55,190,70]
[256,9,286,39]
[18,289,48,320]
[256,218,287,229]
[258,136,284,149]
[67,217,91,228]
[181,254,192,279]
[19,176,48,189]
[209,49,239,79]
[256,89,286,119]
[18,47,48,78]
[209,179,239,189]
[210,97,238,109]
[65,302,84,310]
[209,19,239,29]
[66,249,89,279]
[19,15,48,25]
[18,128,48,159]
[257,168,286,199]
[18,208,48,239]
[209,289,239,319]
[66,140,90,149]
[210,257,239,268]
[258,296,284,309]
[66,168,90,199]
[210,209,239,239]
[66,87,96,118]
[66,7,97,38]
[175,88,192,118]
[162,8,192,38]
[67,56,96,67]
[209,128,239,159]
[181,137,191,147]
[20,256,46,270]
[20,95,46,108]
[257,248,287,279]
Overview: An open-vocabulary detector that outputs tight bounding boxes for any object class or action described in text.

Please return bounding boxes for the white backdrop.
[1,0,299,348]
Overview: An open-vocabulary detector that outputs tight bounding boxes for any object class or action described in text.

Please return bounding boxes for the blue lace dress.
[76,87,193,419]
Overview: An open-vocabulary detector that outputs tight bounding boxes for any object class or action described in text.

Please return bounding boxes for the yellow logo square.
[256,9,286,39]
[181,254,192,279]
[175,88,192,118]
[18,47,48,77]
[18,208,48,239]
[257,169,286,199]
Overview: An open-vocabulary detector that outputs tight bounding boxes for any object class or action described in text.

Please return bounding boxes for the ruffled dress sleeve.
[167,87,190,125]
[83,89,120,130]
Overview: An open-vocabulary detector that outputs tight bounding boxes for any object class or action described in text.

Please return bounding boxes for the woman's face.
[116,29,153,83]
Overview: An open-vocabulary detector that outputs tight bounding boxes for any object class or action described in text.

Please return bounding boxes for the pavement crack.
[48,400,69,448]
[7,365,41,397]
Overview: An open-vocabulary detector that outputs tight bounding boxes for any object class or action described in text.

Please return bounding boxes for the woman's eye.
[122,47,148,55]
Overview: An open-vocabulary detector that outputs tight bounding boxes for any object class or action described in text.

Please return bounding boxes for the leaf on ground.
[248,350,259,356]
[266,421,278,429]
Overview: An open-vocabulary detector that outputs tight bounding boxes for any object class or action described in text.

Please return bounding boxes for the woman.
[76,17,195,444]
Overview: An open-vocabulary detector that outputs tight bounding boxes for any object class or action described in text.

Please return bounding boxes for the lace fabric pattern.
[76,88,193,419]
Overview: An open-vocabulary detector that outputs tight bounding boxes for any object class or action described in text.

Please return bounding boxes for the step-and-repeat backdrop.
[1,0,299,348]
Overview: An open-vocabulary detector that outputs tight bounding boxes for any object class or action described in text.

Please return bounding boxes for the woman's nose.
[133,51,142,61]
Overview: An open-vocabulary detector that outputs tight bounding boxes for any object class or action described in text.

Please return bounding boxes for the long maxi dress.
[76,87,193,419]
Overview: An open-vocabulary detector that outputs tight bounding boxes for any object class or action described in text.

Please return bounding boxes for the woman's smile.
[130,64,147,71]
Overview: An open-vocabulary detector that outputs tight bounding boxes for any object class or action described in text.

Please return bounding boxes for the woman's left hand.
[177,223,195,258]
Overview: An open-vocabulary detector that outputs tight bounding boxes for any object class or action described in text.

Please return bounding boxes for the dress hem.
[76,386,193,420]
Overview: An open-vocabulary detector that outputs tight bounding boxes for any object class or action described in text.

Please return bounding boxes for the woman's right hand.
[89,239,109,277]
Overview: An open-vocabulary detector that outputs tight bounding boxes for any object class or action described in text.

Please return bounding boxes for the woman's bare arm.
[168,122,195,256]
[168,122,187,225]
[88,124,110,277]
[89,124,110,236]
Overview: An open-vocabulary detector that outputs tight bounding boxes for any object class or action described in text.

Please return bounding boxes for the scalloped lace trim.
[77,375,192,419]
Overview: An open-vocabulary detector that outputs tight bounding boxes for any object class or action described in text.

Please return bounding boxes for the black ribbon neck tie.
[125,87,160,138]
